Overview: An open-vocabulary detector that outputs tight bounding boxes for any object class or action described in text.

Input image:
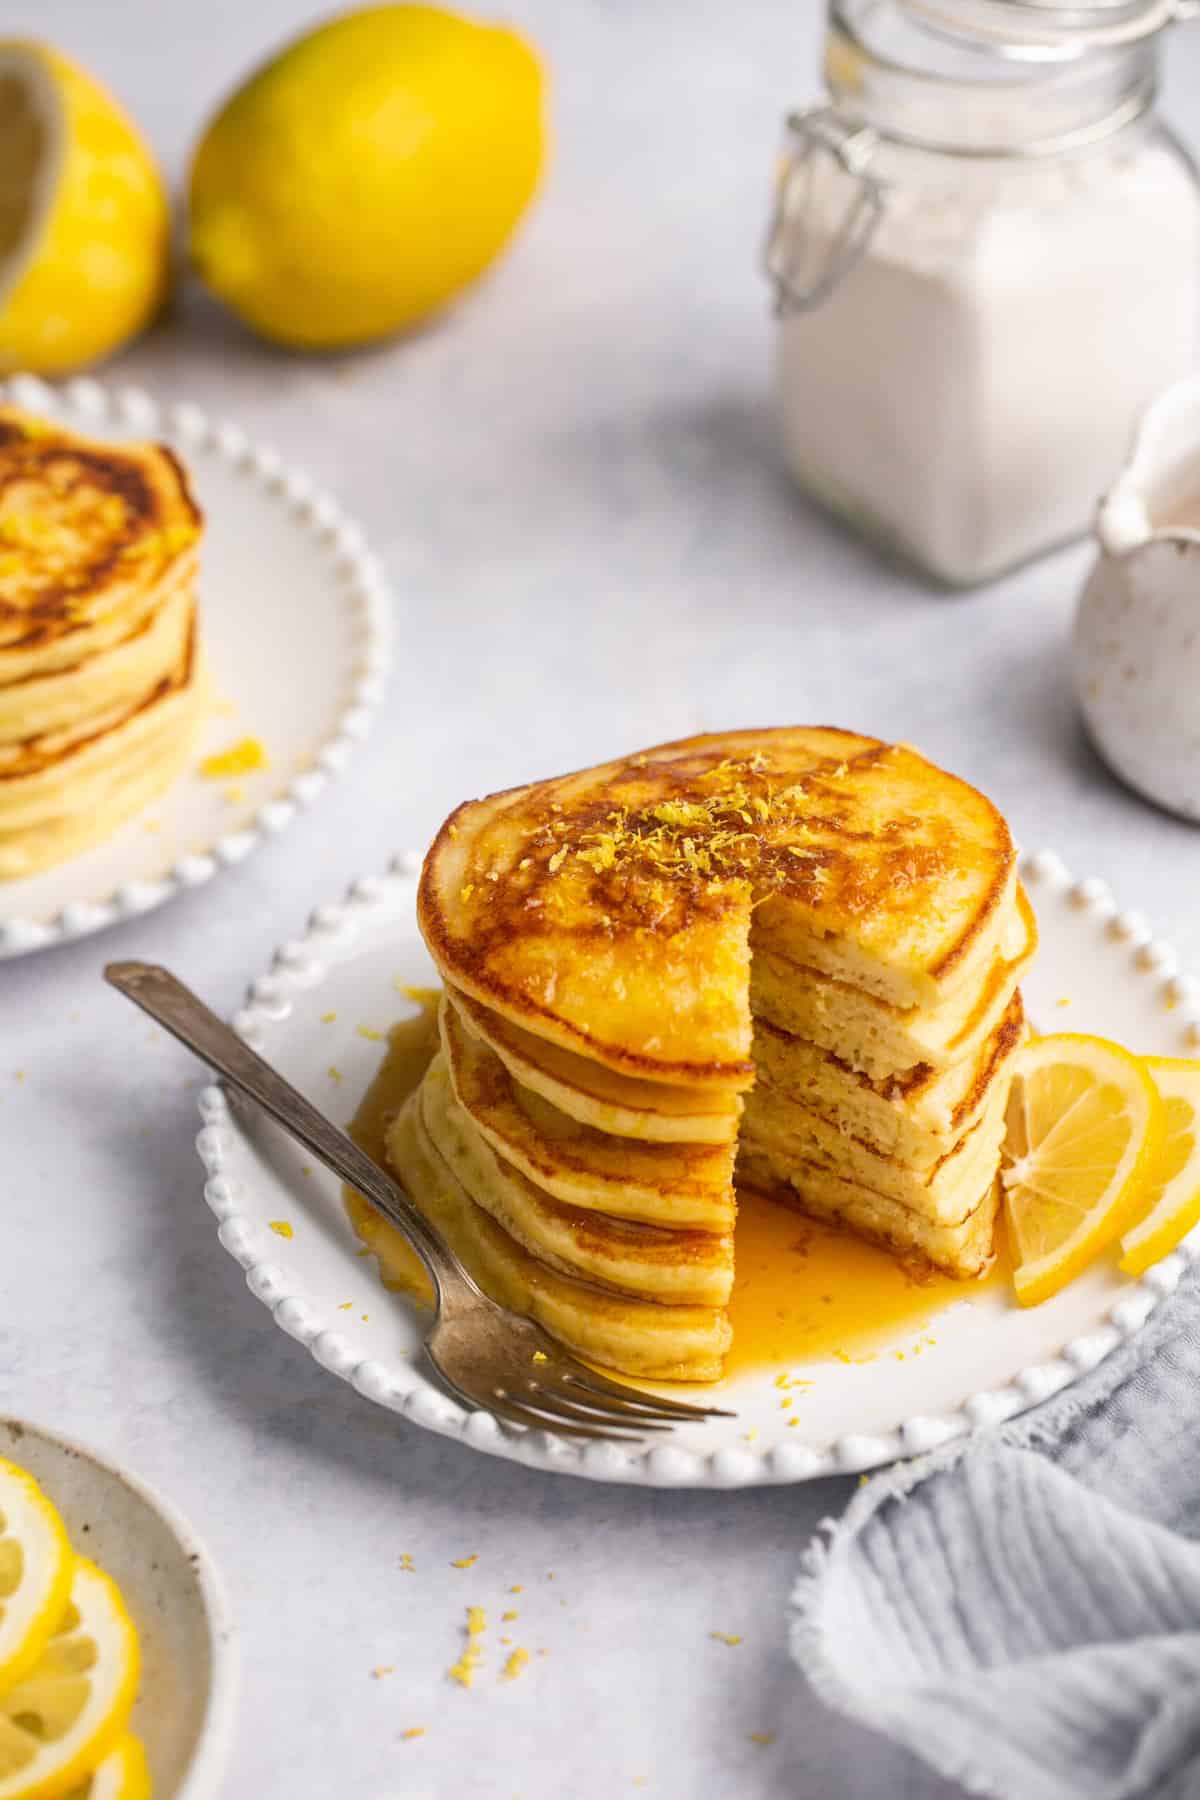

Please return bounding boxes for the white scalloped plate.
[0,373,392,958]
[195,850,1200,1487]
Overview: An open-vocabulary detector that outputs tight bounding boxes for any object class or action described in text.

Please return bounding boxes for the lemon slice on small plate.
[0,1558,139,1800]
[0,1459,73,1695]
[61,1735,149,1800]
[1120,1057,1200,1277]
[1002,1033,1166,1306]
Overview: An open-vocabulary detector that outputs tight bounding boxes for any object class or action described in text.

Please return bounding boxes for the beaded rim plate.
[195,850,1200,1488]
[0,373,392,958]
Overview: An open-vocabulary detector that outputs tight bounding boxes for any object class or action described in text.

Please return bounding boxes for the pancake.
[751,992,1025,1171]
[440,997,736,1230]
[392,1092,731,1381]
[741,1075,1008,1221]
[419,727,1015,1086]
[447,984,743,1145]
[414,1051,734,1305]
[0,407,201,675]
[0,406,206,879]
[737,1142,1000,1278]
[750,886,1037,1080]
[0,617,204,878]
[385,728,1027,1379]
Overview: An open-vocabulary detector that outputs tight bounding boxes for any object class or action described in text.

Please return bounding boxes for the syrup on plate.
[342,991,1003,1381]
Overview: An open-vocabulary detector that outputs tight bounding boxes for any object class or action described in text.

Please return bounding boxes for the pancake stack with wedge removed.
[389,727,1034,1381]
[0,406,205,878]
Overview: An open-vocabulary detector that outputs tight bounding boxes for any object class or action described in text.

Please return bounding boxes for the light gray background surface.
[5,3,1200,1795]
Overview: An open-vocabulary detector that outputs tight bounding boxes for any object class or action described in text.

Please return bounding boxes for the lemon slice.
[0,1558,140,1800]
[61,1735,149,1800]
[1002,1032,1166,1306]
[1119,1057,1200,1277]
[0,40,169,374]
[0,1460,73,1695]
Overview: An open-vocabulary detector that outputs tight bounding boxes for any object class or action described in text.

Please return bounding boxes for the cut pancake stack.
[389,727,1034,1381]
[0,406,205,878]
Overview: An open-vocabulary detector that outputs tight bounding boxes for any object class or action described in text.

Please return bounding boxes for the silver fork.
[105,962,734,1443]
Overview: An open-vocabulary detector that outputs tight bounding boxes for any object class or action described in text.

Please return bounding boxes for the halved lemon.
[0,40,170,374]
[1120,1057,1200,1277]
[62,1734,149,1800]
[0,1460,74,1695]
[1002,1033,1166,1306]
[0,1558,140,1800]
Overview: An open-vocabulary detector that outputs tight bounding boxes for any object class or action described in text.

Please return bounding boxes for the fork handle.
[105,960,469,1304]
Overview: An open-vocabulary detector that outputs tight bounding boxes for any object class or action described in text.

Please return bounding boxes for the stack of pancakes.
[0,407,205,879]
[389,727,1033,1380]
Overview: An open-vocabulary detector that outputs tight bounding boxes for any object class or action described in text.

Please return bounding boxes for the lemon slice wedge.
[1119,1056,1200,1277]
[61,1734,149,1800]
[0,1558,140,1800]
[0,1460,73,1695]
[0,40,169,374]
[1002,1032,1166,1306]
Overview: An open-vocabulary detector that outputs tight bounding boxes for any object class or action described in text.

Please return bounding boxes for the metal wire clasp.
[763,106,886,317]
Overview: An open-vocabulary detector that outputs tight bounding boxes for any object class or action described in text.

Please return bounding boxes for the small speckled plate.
[195,851,1200,1488]
[0,1418,237,1796]
[0,373,392,959]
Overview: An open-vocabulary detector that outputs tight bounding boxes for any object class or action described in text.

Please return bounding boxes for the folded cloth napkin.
[791,1264,1200,1800]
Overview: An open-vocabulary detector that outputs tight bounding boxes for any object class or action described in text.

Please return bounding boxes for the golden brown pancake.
[387,729,1027,1378]
[0,407,206,878]
[419,727,1014,1086]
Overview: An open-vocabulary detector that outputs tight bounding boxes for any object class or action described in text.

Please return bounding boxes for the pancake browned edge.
[384,727,1030,1381]
[0,406,206,877]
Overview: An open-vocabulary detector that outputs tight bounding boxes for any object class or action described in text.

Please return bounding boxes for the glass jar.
[765,0,1200,586]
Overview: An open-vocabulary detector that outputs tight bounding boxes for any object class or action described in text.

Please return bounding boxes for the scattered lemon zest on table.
[371,1664,394,1679]
[501,1609,518,1622]
[327,1065,343,1083]
[749,1732,776,1748]
[200,736,269,779]
[357,1024,383,1041]
[451,1555,478,1569]
[787,1417,801,1428]
[710,1632,742,1647]
[448,1606,487,1687]
[509,1584,523,1594]
[399,1554,415,1572]
[502,1647,530,1681]
[268,1219,293,1239]
[401,1727,425,1741]
[320,1010,337,1023]
[338,1302,353,1311]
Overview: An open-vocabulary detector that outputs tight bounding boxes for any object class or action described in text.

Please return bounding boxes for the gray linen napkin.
[791,1265,1200,1800]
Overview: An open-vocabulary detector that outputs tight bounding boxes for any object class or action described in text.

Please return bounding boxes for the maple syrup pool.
[342,994,1004,1383]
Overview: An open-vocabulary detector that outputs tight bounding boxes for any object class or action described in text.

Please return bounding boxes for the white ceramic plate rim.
[194,848,1200,1488]
[1,1415,238,1800]
[0,371,393,959]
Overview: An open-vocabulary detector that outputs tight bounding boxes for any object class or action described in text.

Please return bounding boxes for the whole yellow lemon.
[187,5,546,350]
[0,41,170,375]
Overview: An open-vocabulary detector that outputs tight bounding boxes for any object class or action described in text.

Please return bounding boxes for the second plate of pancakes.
[195,848,1200,1488]
[0,374,391,958]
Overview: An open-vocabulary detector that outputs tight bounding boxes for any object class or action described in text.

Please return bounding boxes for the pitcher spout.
[1097,371,1200,557]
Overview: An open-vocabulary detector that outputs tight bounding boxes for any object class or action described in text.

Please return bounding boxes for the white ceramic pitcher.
[1074,374,1200,820]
